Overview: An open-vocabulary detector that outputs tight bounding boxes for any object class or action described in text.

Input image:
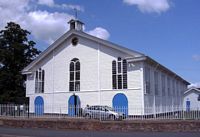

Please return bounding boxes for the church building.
[22,19,190,115]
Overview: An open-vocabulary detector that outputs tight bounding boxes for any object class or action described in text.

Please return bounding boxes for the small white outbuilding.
[183,88,200,110]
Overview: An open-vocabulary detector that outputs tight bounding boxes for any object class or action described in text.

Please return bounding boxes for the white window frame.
[35,68,44,93]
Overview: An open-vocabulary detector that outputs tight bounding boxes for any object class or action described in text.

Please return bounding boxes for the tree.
[0,22,41,104]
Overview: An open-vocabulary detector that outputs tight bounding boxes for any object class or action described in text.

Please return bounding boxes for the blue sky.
[0,0,200,86]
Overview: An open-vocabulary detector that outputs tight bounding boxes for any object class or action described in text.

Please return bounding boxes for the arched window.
[122,59,127,89]
[35,68,45,93]
[69,58,80,91]
[198,94,200,101]
[34,96,44,115]
[145,67,150,94]
[112,57,127,89]
[112,61,117,89]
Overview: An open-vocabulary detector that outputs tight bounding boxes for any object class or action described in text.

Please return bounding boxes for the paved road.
[0,126,200,137]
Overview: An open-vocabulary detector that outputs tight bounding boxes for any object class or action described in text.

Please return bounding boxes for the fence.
[0,104,200,121]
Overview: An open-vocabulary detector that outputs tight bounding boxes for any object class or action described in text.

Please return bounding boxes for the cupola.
[68,19,84,31]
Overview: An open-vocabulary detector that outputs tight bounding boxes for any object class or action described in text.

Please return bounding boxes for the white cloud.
[0,0,109,46]
[24,11,73,44]
[0,0,29,28]
[0,0,73,45]
[38,0,54,7]
[37,0,84,11]
[192,54,200,62]
[188,82,200,88]
[58,4,84,12]
[123,0,170,14]
[87,27,110,40]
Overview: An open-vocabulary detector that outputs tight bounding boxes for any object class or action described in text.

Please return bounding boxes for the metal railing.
[0,104,200,121]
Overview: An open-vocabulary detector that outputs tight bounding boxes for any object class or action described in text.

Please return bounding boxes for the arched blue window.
[69,58,80,91]
[34,96,44,115]
[113,93,128,116]
[68,95,81,116]
[186,100,190,112]
[112,58,127,89]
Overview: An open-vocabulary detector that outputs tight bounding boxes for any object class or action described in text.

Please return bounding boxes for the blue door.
[186,100,190,112]
[34,96,44,115]
[68,95,81,116]
[112,93,128,116]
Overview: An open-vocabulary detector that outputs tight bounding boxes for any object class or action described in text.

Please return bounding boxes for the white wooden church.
[22,19,190,116]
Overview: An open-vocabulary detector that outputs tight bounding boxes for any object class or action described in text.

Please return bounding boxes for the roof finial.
[68,9,84,31]
[74,8,78,19]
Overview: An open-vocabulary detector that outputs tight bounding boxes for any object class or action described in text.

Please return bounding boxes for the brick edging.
[0,118,200,132]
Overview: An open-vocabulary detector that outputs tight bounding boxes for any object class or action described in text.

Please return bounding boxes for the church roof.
[22,27,190,85]
[184,88,200,95]
[126,56,190,85]
[22,29,144,73]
